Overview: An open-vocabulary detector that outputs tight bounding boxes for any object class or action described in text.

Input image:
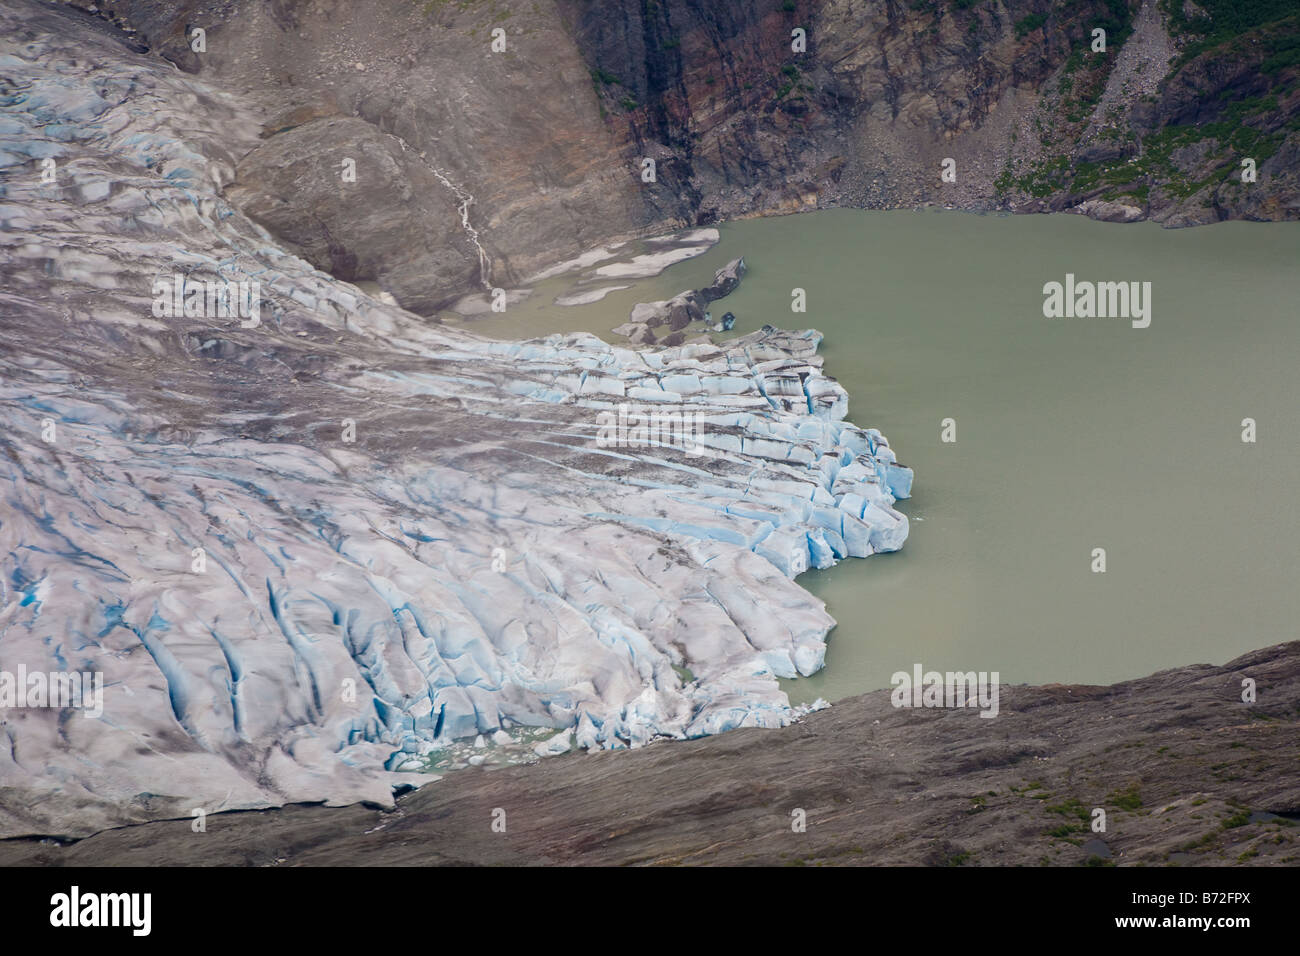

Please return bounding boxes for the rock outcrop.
[38,0,1300,315]
[6,641,1296,866]
[697,257,747,305]
[615,257,747,344]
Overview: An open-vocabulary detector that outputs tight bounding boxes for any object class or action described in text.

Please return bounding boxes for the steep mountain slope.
[53,0,1300,313]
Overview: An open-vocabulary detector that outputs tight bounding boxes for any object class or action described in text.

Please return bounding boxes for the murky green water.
[460,209,1300,701]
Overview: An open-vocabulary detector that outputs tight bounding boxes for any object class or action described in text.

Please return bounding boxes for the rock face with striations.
[6,641,1297,865]
[49,0,1300,314]
[71,0,648,311]
[224,116,485,314]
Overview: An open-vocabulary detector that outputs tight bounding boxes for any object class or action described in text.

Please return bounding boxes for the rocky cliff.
[53,0,1300,314]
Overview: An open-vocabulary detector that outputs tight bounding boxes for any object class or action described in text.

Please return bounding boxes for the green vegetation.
[1094,0,1135,49]
[775,64,803,100]
[1108,783,1142,811]
[1050,1,1133,125]
[1015,13,1047,38]
[1261,30,1300,74]
[1047,822,1088,839]
[1045,798,1091,821]
[997,3,1296,208]
[1178,830,1219,852]
[1159,0,1300,96]
[1042,797,1092,840]
[1056,49,1107,124]
[998,92,1290,202]
[996,153,1068,197]
[1030,1,1138,134]
[1161,0,1299,60]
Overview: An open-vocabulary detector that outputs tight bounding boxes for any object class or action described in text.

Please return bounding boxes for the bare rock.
[696,257,747,304]
[1073,198,1145,223]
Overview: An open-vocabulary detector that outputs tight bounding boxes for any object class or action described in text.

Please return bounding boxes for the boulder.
[1074,198,1145,223]
[696,257,747,304]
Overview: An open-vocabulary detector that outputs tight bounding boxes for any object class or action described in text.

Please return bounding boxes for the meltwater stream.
[465,208,1300,703]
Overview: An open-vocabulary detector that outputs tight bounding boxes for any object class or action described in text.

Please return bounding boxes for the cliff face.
[61,0,1300,311]
[564,0,1300,226]
[76,0,647,311]
[559,0,1094,219]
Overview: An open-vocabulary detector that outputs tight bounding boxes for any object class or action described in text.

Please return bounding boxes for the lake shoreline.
[5,640,1296,866]
[447,209,1300,705]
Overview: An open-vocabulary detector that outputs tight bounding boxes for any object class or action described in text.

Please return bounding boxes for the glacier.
[0,0,909,838]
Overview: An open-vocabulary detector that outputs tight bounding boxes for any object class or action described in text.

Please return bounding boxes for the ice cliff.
[0,0,909,838]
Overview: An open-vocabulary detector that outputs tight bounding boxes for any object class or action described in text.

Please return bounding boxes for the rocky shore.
[3,642,1296,866]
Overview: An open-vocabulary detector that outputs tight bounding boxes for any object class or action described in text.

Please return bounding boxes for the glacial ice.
[0,0,910,838]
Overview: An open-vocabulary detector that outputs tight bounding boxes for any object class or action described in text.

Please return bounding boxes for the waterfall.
[392,135,493,292]
[428,165,493,292]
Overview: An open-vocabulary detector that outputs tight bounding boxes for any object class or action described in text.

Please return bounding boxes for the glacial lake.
[451,209,1300,703]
